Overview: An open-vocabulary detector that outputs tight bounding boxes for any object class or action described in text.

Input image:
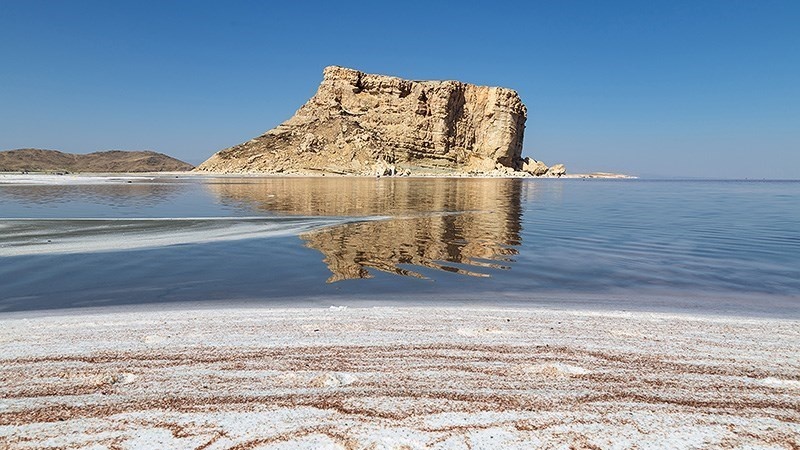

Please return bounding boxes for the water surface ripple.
[0,177,798,313]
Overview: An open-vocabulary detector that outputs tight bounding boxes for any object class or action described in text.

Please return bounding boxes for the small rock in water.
[546,163,566,177]
[522,158,549,176]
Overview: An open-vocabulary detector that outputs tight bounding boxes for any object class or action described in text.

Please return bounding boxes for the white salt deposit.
[1,306,798,448]
[0,174,157,185]
[0,217,361,256]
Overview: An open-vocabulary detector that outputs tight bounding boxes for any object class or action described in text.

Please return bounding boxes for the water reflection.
[0,183,182,208]
[206,178,524,281]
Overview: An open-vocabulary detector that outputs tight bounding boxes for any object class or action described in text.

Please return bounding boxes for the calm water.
[1,176,798,315]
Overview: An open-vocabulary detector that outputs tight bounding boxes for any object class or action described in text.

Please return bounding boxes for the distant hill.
[0,149,194,172]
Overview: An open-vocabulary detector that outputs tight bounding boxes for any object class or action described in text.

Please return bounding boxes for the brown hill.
[0,149,194,172]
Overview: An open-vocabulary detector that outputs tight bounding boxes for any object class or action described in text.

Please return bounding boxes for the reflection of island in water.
[206,178,523,281]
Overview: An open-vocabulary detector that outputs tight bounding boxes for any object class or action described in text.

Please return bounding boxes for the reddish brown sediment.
[1,306,798,448]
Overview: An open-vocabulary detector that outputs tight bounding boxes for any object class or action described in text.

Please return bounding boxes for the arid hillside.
[0,149,193,172]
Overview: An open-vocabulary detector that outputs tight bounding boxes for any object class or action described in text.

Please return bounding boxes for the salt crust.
[1,306,798,449]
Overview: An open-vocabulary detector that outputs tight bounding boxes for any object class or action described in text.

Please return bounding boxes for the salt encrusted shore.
[0,171,635,185]
[1,306,798,449]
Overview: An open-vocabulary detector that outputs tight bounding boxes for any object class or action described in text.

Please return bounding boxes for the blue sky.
[1,0,798,178]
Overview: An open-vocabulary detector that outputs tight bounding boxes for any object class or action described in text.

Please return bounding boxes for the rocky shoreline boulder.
[521,158,549,176]
[546,163,567,177]
[519,158,567,177]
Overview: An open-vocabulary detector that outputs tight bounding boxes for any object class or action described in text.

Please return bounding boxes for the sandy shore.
[1,306,798,449]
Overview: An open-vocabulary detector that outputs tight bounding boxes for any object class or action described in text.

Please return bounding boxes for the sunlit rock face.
[196,66,527,175]
[205,178,524,281]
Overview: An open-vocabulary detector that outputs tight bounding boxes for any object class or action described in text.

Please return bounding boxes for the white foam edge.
[0,216,383,256]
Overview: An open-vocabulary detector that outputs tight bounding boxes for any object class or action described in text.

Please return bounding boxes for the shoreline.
[5,172,799,182]
[2,304,798,448]
[0,170,637,183]
[3,289,800,320]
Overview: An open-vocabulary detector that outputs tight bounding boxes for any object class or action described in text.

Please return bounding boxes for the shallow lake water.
[1,176,798,315]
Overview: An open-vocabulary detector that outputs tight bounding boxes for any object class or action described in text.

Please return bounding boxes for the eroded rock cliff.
[196,66,528,175]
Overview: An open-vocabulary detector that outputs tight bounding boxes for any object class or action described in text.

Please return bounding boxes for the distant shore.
[1,304,797,449]
[0,171,636,184]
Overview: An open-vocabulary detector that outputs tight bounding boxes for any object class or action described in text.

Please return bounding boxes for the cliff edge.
[196,66,528,175]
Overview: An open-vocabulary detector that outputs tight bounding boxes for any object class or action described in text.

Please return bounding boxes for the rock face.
[196,66,527,175]
[0,149,193,172]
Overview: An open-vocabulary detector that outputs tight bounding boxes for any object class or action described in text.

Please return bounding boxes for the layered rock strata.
[196,66,528,175]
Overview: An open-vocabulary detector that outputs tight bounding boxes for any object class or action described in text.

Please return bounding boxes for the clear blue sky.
[1,0,798,178]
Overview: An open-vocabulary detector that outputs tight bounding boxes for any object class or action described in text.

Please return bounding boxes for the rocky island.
[197,66,567,177]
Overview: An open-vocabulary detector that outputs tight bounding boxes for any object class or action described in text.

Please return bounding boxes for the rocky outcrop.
[196,66,528,175]
[0,149,193,172]
[545,163,566,177]
[519,157,567,177]
[521,158,549,176]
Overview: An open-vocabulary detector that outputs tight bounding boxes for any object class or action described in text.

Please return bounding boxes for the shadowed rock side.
[196,66,527,175]
[0,149,194,172]
[205,178,523,280]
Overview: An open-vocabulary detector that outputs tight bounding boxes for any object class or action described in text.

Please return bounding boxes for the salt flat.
[0,174,160,185]
[1,306,798,449]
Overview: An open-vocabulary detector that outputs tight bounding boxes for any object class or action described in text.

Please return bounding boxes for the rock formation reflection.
[206,178,524,281]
